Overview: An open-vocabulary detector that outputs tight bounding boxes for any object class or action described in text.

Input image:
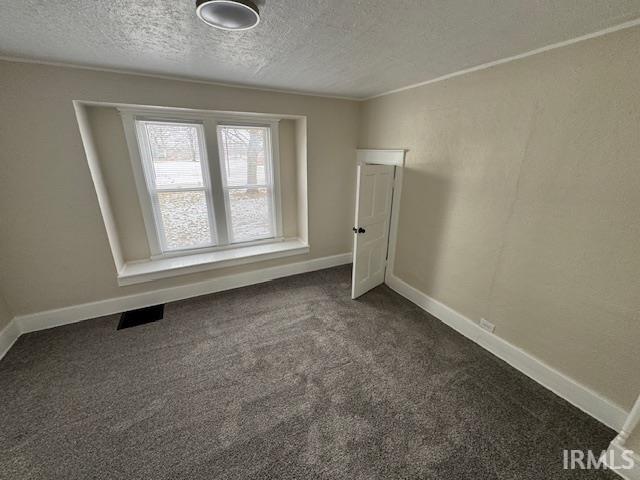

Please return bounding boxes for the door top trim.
[356,149,406,167]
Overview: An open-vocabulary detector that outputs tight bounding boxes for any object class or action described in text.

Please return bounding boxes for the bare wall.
[626,394,640,453]
[0,61,359,316]
[359,26,640,409]
[0,293,13,332]
[630,430,640,454]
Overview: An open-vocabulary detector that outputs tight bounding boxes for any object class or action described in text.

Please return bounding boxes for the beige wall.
[86,107,301,262]
[0,60,359,316]
[629,431,640,454]
[0,293,13,331]
[86,106,149,261]
[359,26,640,409]
[629,426,639,452]
[278,119,300,239]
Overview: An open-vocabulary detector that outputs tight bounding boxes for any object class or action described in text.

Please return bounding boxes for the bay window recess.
[121,110,284,259]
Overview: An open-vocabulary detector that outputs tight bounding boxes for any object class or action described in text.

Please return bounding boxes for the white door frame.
[355,149,406,286]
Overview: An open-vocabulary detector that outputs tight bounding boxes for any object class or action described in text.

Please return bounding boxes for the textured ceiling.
[1,1,640,98]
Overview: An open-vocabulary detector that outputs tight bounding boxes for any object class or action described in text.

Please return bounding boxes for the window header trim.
[117,105,283,126]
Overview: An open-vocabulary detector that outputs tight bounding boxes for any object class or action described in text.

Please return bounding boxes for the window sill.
[117,239,310,286]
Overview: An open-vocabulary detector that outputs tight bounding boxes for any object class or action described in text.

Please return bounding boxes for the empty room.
[1,1,639,479]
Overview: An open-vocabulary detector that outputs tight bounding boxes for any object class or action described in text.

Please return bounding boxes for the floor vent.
[117,304,164,330]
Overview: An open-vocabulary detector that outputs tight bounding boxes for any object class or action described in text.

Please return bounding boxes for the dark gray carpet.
[0,266,617,479]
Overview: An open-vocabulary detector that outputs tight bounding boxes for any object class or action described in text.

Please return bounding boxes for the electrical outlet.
[480,318,496,333]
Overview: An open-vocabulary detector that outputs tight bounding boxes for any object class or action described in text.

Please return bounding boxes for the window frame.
[120,108,283,259]
[216,122,281,245]
[135,119,218,253]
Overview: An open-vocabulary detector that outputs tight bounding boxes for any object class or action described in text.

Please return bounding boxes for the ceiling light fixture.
[195,0,260,31]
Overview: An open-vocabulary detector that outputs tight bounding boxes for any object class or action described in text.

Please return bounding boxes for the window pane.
[156,191,214,250]
[218,126,268,187]
[145,123,205,189]
[228,188,272,243]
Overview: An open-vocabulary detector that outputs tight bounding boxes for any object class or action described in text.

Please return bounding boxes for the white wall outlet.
[480,318,496,333]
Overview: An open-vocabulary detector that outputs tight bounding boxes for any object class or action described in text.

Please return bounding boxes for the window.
[136,121,216,252]
[126,112,282,256]
[218,125,276,243]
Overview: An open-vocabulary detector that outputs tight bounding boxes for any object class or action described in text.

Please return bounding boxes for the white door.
[351,164,395,299]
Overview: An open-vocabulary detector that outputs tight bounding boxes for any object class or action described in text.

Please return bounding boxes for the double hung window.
[124,111,281,256]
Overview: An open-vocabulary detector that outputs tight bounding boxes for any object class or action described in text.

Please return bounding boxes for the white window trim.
[117,238,309,286]
[120,107,284,259]
[121,111,163,255]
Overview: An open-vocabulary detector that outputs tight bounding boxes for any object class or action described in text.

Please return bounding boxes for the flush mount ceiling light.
[196,0,260,31]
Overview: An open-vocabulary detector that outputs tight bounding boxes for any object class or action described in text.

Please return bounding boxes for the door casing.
[352,149,406,298]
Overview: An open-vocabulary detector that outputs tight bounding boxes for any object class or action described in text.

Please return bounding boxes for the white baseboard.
[8,252,351,338]
[605,438,640,480]
[385,273,629,432]
[0,320,21,361]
